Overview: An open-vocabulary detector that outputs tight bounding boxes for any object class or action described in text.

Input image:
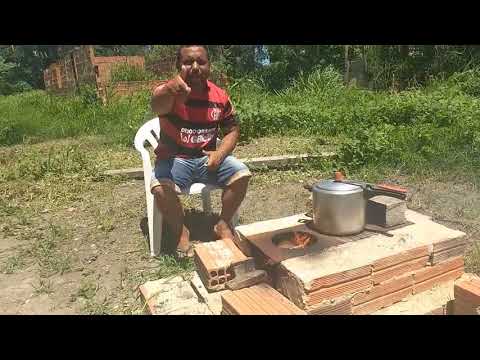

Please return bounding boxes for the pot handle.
[365,185,407,200]
[303,184,314,192]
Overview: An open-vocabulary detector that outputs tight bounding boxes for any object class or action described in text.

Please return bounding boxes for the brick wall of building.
[43,46,145,97]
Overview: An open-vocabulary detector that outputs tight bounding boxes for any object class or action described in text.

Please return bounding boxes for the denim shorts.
[150,155,252,194]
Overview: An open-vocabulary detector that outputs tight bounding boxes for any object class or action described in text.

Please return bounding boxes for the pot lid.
[313,180,362,192]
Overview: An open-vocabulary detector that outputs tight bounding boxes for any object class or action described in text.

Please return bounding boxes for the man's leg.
[198,155,251,239]
[151,184,190,253]
[151,158,194,254]
[215,176,250,239]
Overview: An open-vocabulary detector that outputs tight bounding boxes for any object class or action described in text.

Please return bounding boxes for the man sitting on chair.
[150,45,251,258]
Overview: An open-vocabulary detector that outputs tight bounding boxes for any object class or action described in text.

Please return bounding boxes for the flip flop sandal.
[214,222,235,240]
[175,244,195,259]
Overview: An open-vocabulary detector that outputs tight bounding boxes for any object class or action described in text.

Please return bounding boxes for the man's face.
[178,46,210,87]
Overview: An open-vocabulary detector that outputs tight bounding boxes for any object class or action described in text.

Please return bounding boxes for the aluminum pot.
[311,180,366,236]
[305,178,407,236]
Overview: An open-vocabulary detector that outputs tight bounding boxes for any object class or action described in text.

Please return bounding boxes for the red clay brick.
[194,239,248,291]
[454,301,479,315]
[221,283,306,315]
[352,287,413,315]
[454,277,480,311]
[352,274,414,306]
[413,267,464,295]
[431,245,467,265]
[433,236,467,253]
[455,286,480,305]
[138,284,157,315]
[372,246,429,271]
[308,265,372,291]
[425,307,446,315]
[373,256,429,285]
[413,257,464,284]
[306,276,372,307]
[307,296,353,315]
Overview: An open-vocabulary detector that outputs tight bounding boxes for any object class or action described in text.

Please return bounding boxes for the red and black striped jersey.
[154,80,238,161]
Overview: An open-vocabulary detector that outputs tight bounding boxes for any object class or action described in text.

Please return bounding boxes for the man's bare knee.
[152,183,176,201]
[228,176,250,192]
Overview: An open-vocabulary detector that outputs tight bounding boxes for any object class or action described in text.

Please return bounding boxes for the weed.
[153,255,195,279]
[74,280,98,301]
[27,223,73,277]
[32,279,54,296]
[1,255,26,274]
[465,240,480,275]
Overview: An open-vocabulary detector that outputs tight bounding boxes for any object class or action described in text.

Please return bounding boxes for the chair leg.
[151,202,163,257]
[201,188,213,215]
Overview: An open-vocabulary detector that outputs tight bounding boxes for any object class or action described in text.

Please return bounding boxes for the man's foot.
[176,226,194,258]
[214,219,235,240]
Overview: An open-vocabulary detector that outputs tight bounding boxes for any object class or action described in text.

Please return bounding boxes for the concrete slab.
[190,271,230,315]
[139,276,212,315]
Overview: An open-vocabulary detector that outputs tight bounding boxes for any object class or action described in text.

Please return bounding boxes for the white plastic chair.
[134,117,239,257]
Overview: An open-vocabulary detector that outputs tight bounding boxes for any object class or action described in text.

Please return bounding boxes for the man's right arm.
[150,84,175,116]
[151,67,191,116]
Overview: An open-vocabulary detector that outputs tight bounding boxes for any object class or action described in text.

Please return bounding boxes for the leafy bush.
[2,66,480,175]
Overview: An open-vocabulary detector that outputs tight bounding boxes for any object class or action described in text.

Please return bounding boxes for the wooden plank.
[103,153,337,178]
[104,167,144,178]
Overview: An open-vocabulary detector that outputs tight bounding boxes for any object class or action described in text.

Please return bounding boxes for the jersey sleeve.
[220,96,239,131]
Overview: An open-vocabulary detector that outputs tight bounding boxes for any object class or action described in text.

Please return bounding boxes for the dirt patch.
[1,137,479,314]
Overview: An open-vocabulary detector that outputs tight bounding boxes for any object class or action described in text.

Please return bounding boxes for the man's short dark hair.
[176,45,209,69]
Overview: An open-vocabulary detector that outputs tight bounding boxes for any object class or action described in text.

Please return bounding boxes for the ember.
[273,231,317,249]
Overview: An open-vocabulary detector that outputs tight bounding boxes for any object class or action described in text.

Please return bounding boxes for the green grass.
[153,255,195,279]
[1,255,26,274]
[2,67,480,176]
[465,241,480,275]
[25,223,73,277]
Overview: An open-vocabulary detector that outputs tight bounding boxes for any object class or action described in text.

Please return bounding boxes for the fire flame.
[291,232,313,249]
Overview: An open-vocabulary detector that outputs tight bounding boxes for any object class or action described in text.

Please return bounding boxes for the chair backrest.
[134,117,160,154]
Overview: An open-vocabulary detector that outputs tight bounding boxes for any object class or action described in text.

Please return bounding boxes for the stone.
[366,195,406,228]
[226,270,267,291]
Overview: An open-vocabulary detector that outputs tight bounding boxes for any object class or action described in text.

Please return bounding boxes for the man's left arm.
[203,98,240,171]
